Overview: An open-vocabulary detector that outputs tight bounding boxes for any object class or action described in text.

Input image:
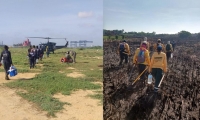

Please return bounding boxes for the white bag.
[171,53,173,58]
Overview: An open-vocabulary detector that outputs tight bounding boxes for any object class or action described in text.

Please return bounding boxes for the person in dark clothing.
[0,45,13,80]
[35,46,39,63]
[117,40,130,66]
[171,40,176,51]
[28,45,32,54]
[28,49,36,69]
[39,46,44,61]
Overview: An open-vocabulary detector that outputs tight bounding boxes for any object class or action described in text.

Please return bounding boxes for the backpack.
[119,43,125,52]
[137,50,145,63]
[166,44,171,52]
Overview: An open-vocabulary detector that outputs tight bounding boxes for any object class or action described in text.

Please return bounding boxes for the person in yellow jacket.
[149,45,167,92]
[133,41,150,82]
[118,40,130,66]
[153,39,165,52]
[140,37,150,51]
[165,41,173,63]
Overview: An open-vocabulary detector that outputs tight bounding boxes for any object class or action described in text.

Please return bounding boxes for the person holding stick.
[133,41,150,86]
[149,45,167,92]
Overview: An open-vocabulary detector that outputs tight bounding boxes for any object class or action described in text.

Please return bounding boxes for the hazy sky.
[104,0,200,34]
[0,0,103,46]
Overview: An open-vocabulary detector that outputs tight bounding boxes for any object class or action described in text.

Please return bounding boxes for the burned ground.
[103,40,200,120]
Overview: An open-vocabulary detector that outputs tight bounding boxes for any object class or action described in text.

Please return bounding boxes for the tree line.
[103,29,200,40]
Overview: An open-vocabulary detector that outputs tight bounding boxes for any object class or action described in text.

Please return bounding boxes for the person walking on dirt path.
[165,41,173,63]
[0,45,13,80]
[31,45,37,65]
[153,39,165,52]
[149,45,167,92]
[171,40,176,51]
[117,40,130,66]
[35,46,40,64]
[133,41,151,86]
[27,45,32,62]
[28,49,36,69]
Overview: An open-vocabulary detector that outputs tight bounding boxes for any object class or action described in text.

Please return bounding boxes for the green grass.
[1,47,103,117]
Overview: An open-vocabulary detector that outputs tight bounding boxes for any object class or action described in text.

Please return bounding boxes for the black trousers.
[119,52,128,65]
[29,58,35,68]
[152,68,163,92]
[166,52,171,62]
[137,64,147,80]
[3,62,11,76]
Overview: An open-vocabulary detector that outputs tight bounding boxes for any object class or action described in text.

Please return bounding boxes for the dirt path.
[0,72,103,120]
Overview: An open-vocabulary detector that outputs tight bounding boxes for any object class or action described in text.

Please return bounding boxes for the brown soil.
[53,90,103,120]
[0,72,102,120]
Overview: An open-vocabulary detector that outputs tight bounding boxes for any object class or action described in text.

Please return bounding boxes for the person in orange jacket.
[133,41,151,83]
[149,45,167,92]
[118,40,130,66]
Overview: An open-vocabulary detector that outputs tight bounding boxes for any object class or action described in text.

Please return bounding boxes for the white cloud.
[78,11,93,18]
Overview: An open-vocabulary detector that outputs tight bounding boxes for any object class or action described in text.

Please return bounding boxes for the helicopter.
[27,37,68,53]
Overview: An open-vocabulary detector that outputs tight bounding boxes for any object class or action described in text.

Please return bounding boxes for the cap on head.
[141,41,147,45]
[123,40,126,42]
[144,37,147,41]
[157,39,161,42]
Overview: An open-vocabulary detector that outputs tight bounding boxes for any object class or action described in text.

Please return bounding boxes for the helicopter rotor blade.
[27,37,66,40]
[27,37,46,38]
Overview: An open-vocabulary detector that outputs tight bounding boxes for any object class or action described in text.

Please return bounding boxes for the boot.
[5,73,9,80]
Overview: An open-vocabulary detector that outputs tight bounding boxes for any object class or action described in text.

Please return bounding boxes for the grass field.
[0,47,103,117]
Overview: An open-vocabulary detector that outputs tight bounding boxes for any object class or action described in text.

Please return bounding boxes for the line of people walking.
[27,45,44,69]
[118,37,175,92]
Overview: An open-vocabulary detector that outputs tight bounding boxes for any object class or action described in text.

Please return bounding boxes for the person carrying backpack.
[153,39,165,52]
[0,45,13,80]
[149,45,167,92]
[171,40,176,51]
[165,41,173,62]
[133,41,150,84]
[117,40,130,66]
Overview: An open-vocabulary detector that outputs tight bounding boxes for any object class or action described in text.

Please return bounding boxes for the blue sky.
[0,0,103,46]
[104,0,200,34]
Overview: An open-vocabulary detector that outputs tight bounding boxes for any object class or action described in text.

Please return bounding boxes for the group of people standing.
[118,37,175,92]
[27,45,44,69]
